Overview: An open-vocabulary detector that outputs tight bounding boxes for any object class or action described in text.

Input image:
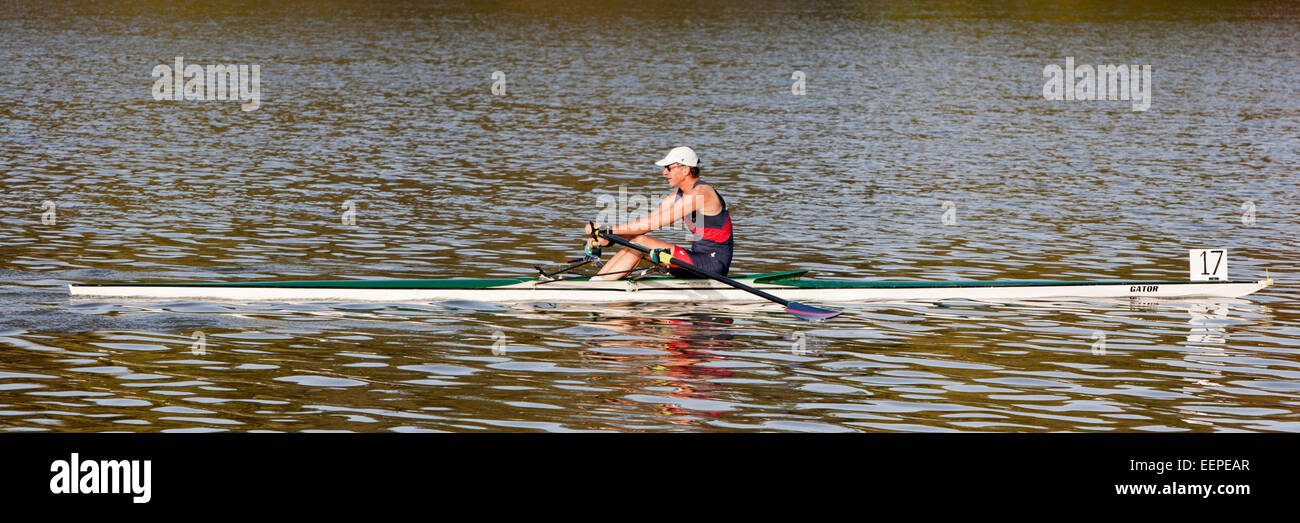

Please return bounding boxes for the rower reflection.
[579,311,737,424]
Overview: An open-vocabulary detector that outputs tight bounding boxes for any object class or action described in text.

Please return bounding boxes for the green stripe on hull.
[81,278,532,289]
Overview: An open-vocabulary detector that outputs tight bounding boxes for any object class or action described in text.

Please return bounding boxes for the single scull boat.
[67,269,1273,303]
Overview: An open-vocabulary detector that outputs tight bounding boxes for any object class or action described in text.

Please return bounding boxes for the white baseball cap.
[654,146,699,167]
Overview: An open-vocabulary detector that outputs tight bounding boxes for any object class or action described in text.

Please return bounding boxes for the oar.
[594,231,841,320]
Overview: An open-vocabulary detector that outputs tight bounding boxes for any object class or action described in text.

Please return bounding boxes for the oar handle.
[585,221,612,257]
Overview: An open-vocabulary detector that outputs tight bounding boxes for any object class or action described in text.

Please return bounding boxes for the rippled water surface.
[1,1,1298,432]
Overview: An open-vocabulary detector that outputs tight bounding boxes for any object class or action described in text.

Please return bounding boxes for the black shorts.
[666,244,731,278]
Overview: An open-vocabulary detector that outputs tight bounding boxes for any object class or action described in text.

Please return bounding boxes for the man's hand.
[584,222,610,248]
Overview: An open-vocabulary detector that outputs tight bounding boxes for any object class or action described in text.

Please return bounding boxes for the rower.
[586,146,734,281]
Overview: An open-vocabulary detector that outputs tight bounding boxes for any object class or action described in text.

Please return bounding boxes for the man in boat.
[585,146,734,280]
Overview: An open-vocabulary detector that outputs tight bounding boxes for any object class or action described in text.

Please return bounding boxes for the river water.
[1,0,1297,432]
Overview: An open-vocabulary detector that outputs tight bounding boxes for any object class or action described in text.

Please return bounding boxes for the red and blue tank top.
[672,180,733,276]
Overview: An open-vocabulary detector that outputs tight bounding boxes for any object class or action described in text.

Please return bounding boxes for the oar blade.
[785,301,841,320]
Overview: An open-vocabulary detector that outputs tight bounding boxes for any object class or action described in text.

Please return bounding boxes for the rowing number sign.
[1189,249,1227,281]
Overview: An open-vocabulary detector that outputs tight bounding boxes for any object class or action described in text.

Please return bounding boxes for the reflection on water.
[1187,303,1230,346]
[2,297,1296,433]
[1,1,1298,432]
[577,312,739,427]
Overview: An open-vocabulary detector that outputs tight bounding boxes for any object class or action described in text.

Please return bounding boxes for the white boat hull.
[67,277,1273,304]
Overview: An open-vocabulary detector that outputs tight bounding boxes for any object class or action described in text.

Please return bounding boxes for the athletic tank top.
[674,180,734,255]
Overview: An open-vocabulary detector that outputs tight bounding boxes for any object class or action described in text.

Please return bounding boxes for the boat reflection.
[1186,302,1231,346]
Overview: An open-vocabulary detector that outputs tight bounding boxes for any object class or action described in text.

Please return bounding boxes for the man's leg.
[592,235,678,280]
